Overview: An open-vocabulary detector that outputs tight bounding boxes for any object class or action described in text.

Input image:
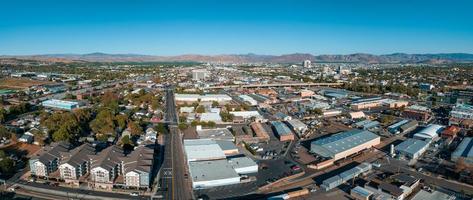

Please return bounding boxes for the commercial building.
[303,60,311,68]
[351,97,383,110]
[310,129,380,160]
[180,106,195,113]
[175,94,232,102]
[227,156,258,174]
[365,174,420,200]
[286,119,307,136]
[196,128,234,141]
[381,99,409,108]
[413,124,443,141]
[250,122,270,142]
[239,95,257,106]
[451,137,473,165]
[216,140,239,155]
[351,186,373,200]
[323,109,342,117]
[192,69,209,81]
[184,139,227,162]
[321,163,372,191]
[189,160,241,189]
[349,111,366,119]
[411,189,458,200]
[354,120,380,130]
[230,111,262,120]
[450,103,473,120]
[42,99,79,110]
[388,119,410,134]
[270,121,295,141]
[395,138,430,160]
[402,105,432,122]
[400,120,418,133]
[200,112,222,122]
[300,89,315,97]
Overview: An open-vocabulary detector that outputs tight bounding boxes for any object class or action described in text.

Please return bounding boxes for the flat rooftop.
[189,160,240,182]
[311,129,379,155]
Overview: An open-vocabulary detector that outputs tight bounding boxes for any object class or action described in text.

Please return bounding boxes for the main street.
[155,87,193,200]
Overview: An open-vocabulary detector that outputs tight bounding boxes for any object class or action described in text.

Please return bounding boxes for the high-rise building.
[303,60,311,68]
[192,69,209,81]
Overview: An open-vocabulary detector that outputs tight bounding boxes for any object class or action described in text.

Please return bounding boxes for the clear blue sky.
[1,0,472,55]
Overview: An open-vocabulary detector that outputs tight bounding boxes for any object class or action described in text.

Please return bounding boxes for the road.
[155,87,193,200]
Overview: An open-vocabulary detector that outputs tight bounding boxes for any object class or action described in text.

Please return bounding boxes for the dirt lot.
[1,142,41,158]
[0,78,51,89]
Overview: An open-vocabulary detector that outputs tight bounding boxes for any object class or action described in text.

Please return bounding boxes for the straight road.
[155,87,192,200]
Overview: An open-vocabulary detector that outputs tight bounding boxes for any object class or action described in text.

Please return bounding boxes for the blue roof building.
[42,99,79,110]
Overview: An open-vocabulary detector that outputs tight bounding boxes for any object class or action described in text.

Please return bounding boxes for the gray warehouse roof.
[395,138,429,156]
[188,160,240,182]
[271,121,292,136]
[452,137,473,161]
[184,139,226,161]
[197,128,234,141]
[311,129,379,155]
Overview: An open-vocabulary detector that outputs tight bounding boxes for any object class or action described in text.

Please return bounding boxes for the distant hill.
[2,53,473,64]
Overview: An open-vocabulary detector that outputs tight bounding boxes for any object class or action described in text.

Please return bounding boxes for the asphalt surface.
[155,87,193,200]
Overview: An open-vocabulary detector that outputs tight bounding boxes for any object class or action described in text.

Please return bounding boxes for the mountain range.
[2,52,473,64]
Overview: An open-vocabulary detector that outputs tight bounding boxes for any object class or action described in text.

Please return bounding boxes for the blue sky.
[1,0,472,55]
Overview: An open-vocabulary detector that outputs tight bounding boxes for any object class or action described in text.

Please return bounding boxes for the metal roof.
[184,139,226,161]
[352,186,373,197]
[270,121,293,136]
[395,138,429,155]
[311,129,379,155]
[215,140,238,151]
[286,119,307,129]
[196,128,234,141]
[414,124,443,140]
[188,160,240,182]
[227,156,257,170]
[452,137,473,160]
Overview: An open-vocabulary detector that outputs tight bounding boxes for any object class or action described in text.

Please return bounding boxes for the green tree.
[90,110,116,135]
[0,150,14,174]
[0,125,12,139]
[220,112,234,122]
[178,123,188,130]
[115,114,128,130]
[121,135,132,146]
[52,126,71,142]
[195,105,205,113]
[128,121,143,136]
[0,107,7,123]
[212,101,219,107]
[155,123,167,134]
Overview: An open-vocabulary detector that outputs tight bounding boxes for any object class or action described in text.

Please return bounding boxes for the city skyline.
[1,0,473,55]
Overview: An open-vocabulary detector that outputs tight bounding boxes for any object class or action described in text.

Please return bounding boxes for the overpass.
[204,82,343,89]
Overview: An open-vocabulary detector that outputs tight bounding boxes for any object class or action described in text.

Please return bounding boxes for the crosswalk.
[162,168,173,178]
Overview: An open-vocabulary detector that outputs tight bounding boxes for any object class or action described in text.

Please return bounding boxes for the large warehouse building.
[310,129,380,160]
[451,137,473,165]
[189,160,241,189]
[413,124,444,141]
[395,138,430,160]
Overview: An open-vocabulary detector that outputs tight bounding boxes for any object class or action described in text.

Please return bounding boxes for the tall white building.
[192,69,209,81]
[303,60,311,68]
